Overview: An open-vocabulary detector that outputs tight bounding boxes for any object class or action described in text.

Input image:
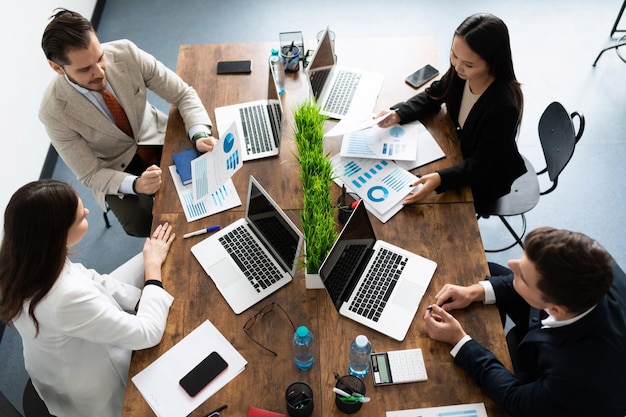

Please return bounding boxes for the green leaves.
[294,101,337,273]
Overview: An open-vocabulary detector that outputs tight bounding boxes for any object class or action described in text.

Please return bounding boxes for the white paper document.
[340,123,421,161]
[169,165,242,223]
[324,111,392,138]
[331,154,420,223]
[132,320,247,417]
[192,121,243,202]
[387,402,488,417]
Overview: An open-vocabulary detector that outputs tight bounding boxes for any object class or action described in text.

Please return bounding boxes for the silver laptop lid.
[306,26,337,100]
[245,176,303,276]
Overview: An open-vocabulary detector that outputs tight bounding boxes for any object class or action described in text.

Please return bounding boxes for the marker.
[204,404,227,417]
[183,225,220,239]
[426,306,433,310]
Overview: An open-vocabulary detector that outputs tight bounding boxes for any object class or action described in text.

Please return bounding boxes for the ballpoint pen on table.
[204,404,227,417]
[183,225,220,239]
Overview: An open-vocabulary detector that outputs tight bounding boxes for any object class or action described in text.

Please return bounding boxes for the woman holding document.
[377,13,526,212]
[0,179,175,417]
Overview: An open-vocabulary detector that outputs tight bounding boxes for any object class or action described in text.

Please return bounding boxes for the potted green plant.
[293,101,337,288]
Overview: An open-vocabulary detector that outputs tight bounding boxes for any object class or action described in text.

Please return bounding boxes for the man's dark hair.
[41,9,94,66]
[524,227,613,314]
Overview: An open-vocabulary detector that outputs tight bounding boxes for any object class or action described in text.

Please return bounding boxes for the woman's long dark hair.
[432,13,524,129]
[0,180,78,334]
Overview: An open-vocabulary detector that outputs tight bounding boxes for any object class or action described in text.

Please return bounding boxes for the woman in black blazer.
[378,13,526,211]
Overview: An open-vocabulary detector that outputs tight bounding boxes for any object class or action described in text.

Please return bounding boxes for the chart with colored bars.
[386,402,487,417]
[169,166,241,222]
[192,123,242,203]
[332,155,419,222]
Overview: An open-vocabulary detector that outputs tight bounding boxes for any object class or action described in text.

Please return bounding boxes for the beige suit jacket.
[39,39,212,210]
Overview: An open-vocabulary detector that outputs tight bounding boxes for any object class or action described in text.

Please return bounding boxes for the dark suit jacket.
[393,75,526,209]
[454,263,626,417]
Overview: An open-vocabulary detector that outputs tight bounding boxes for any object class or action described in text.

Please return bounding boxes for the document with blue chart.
[169,166,241,223]
[386,402,487,417]
[339,123,420,161]
[331,154,420,223]
[191,121,243,203]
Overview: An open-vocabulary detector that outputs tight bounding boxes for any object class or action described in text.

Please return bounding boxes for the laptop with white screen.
[214,68,283,161]
[191,176,303,314]
[318,200,437,340]
[307,26,384,119]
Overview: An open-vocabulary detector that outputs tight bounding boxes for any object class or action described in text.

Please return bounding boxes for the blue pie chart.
[367,186,389,202]
[223,132,235,153]
[389,127,405,138]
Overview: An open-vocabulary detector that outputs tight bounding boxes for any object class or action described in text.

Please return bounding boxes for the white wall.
[0,1,97,236]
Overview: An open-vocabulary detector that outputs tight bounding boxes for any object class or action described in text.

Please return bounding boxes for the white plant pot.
[305,268,324,289]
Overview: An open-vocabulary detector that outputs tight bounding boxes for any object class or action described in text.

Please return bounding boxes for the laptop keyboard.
[310,68,331,99]
[239,105,274,155]
[219,225,283,293]
[323,69,361,116]
[348,248,407,322]
[324,243,368,303]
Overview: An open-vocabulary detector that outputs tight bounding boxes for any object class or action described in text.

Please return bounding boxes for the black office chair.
[22,379,54,417]
[477,101,585,252]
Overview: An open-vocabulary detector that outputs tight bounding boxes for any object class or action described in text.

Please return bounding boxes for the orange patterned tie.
[100,90,134,138]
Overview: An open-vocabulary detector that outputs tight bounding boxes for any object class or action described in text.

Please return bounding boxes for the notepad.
[172,148,201,185]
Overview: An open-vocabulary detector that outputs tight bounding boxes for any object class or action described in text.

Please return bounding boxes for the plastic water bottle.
[349,335,372,377]
[292,325,314,370]
[269,48,285,95]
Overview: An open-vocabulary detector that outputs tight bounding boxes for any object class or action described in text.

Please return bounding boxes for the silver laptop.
[306,26,384,119]
[191,176,303,314]
[214,68,283,161]
[318,201,437,341]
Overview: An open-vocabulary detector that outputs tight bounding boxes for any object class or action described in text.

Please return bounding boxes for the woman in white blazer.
[0,179,176,417]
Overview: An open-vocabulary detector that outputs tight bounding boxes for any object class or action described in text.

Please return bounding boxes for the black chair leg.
[498,215,525,249]
[103,210,111,228]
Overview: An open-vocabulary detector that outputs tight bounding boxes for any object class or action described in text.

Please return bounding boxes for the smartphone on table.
[405,64,439,89]
[179,351,229,396]
[216,60,252,74]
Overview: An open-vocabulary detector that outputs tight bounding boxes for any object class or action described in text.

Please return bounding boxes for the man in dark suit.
[424,227,626,417]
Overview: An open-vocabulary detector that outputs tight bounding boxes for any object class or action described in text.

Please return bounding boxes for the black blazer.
[454,263,626,417]
[393,75,526,210]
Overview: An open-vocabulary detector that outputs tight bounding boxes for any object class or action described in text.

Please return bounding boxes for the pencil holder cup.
[285,381,314,417]
[334,374,366,414]
[337,192,360,224]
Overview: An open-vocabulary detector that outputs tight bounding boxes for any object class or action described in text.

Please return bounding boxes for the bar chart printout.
[386,402,488,417]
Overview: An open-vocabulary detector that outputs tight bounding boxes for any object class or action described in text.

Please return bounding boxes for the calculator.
[370,348,428,386]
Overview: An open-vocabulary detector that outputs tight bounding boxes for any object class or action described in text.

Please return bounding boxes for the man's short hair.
[524,227,613,314]
[41,9,94,66]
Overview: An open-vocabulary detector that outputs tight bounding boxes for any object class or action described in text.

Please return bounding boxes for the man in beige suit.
[39,9,218,237]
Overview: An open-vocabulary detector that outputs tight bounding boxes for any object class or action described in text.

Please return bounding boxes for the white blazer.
[13,258,174,417]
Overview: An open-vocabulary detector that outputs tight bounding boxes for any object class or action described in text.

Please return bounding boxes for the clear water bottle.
[292,325,314,370]
[269,48,285,95]
[349,335,372,377]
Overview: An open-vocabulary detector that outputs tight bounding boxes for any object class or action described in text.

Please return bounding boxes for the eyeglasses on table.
[243,301,295,356]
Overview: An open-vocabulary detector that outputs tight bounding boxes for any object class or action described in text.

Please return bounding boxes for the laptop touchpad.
[208,258,240,288]
[392,280,423,311]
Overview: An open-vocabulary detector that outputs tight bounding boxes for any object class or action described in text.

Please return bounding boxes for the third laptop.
[306,26,384,119]
[191,175,303,314]
[318,200,437,341]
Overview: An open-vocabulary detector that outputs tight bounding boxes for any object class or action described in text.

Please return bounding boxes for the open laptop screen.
[247,179,301,275]
[319,201,376,309]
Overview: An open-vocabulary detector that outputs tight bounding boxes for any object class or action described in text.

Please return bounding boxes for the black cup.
[334,375,366,414]
[337,192,360,224]
[285,382,314,417]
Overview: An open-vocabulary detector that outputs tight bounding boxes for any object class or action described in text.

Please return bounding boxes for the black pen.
[205,404,227,417]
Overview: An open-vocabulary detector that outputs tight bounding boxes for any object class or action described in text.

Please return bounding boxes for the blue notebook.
[172,148,201,185]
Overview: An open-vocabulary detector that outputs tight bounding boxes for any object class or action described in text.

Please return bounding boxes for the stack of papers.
[132,320,247,417]
[331,154,419,223]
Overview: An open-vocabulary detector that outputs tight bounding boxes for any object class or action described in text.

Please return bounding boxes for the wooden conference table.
[122,38,512,417]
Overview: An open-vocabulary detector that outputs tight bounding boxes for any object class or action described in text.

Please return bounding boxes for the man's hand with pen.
[423,283,485,346]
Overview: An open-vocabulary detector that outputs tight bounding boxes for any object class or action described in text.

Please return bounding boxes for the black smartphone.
[216,60,252,74]
[179,351,228,396]
[405,64,439,89]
